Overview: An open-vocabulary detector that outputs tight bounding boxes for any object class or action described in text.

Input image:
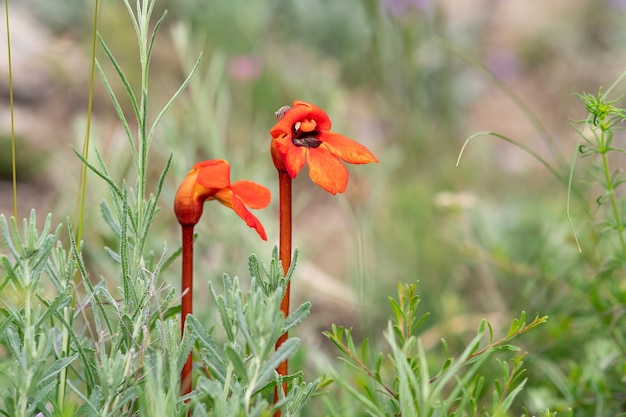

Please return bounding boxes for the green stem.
[600,136,626,254]
[134,1,157,279]
[137,0,152,206]
[17,266,33,417]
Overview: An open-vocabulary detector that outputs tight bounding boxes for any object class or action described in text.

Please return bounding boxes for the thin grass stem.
[566,138,583,253]
[5,0,16,218]
[435,35,567,172]
[456,131,565,184]
[602,70,626,99]
[59,0,99,410]
[74,0,99,248]
[458,131,585,251]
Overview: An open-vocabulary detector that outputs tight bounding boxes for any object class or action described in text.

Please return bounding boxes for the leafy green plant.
[0,1,316,415]
[187,249,319,416]
[324,282,548,416]
[0,212,76,417]
[453,71,626,416]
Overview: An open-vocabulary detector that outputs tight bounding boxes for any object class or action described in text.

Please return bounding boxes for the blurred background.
[1,0,625,414]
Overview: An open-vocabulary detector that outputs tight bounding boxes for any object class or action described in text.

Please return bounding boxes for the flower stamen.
[294,119,317,134]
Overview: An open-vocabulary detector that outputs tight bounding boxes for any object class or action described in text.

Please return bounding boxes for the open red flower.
[270,101,378,195]
[174,159,271,239]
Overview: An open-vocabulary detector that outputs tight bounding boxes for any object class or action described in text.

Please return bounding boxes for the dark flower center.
[292,134,322,148]
[291,119,322,148]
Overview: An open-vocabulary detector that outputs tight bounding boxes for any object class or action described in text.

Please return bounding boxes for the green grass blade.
[145,10,167,78]
[94,58,138,164]
[435,34,567,172]
[71,146,123,199]
[147,52,202,146]
[5,0,16,218]
[96,32,140,120]
[457,131,565,184]
[122,0,141,47]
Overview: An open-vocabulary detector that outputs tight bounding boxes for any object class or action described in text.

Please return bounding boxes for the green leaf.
[326,366,385,417]
[224,345,248,384]
[1,215,21,260]
[96,34,139,139]
[284,379,321,415]
[34,290,72,328]
[71,147,125,202]
[259,338,300,387]
[39,354,78,387]
[284,248,299,285]
[282,301,311,334]
[145,10,168,82]
[361,338,369,364]
[187,314,226,381]
[148,52,202,146]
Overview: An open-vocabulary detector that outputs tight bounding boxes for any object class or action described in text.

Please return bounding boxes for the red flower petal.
[230,180,271,209]
[273,135,307,178]
[230,193,268,241]
[213,188,268,240]
[292,101,332,131]
[307,148,349,195]
[269,101,332,138]
[320,132,378,164]
[213,187,234,209]
[174,170,204,226]
[195,159,231,189]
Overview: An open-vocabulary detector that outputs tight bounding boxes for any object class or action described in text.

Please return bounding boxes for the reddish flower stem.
[274,170,292,414]
[181,224,194,396]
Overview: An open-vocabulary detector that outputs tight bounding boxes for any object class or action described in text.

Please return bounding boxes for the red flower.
[270,101,378,195]
[174,159,270,240]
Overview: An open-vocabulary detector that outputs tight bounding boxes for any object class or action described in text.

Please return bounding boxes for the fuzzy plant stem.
[274,170,292,412]
[181,224,194,395]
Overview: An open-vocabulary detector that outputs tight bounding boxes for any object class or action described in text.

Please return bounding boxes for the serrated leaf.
[282,301,311,334]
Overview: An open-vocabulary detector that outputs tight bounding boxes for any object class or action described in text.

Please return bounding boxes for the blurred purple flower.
[382,0,433,16]
[608,0,626,9]
[486,50,518,81]
[412,0,434,11]
[227,55,263,81]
